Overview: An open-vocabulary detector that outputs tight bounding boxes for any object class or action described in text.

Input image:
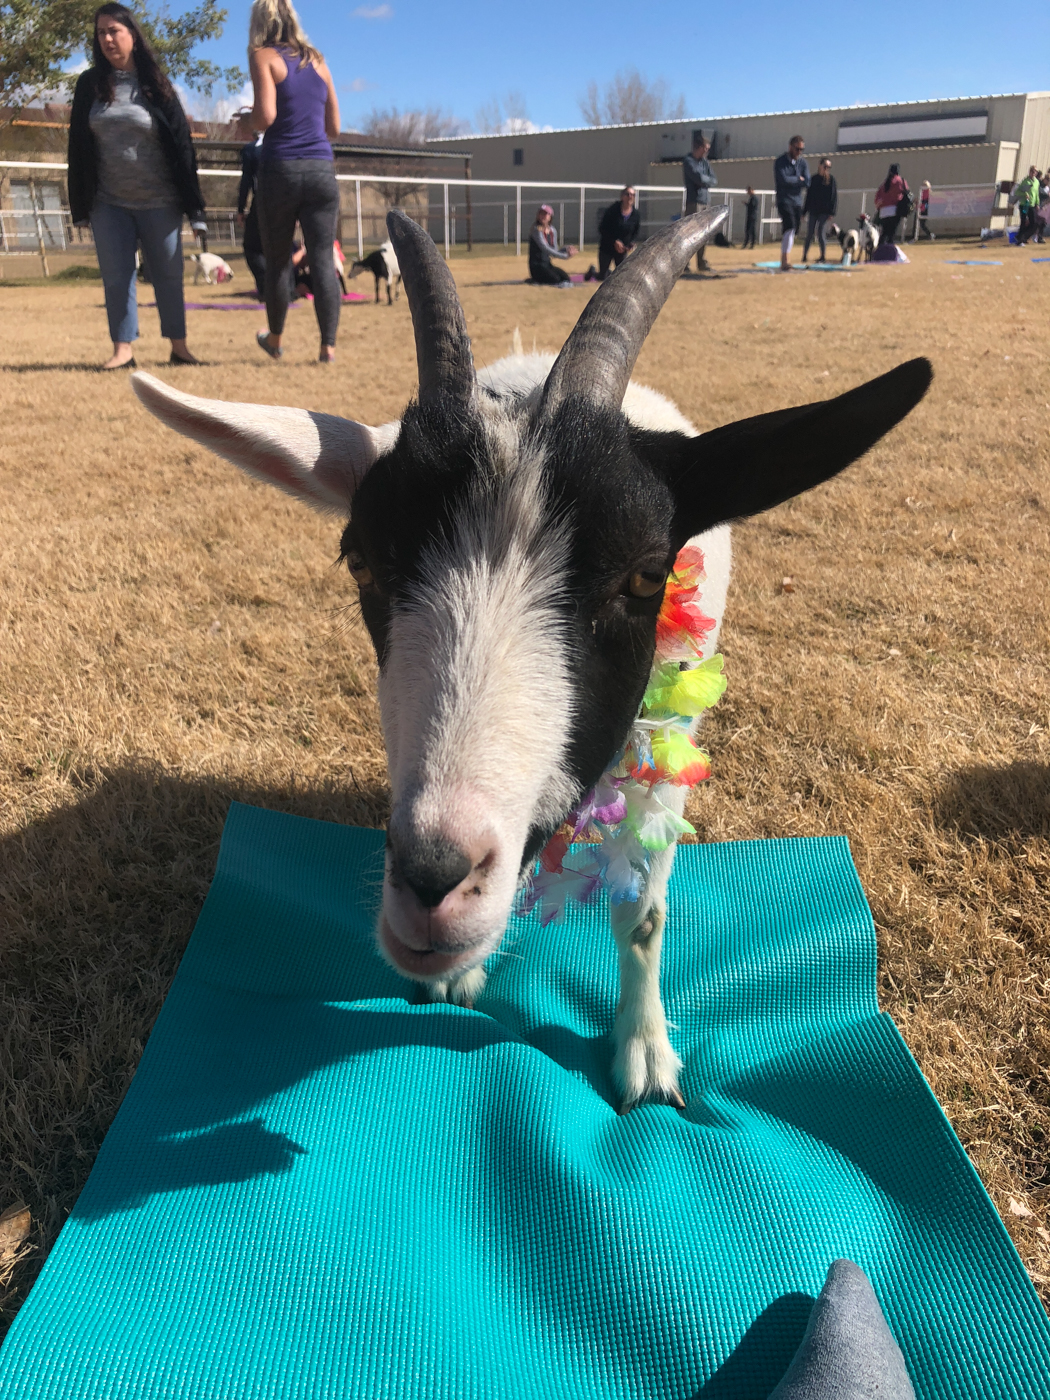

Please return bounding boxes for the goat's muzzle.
[379,822,503,981]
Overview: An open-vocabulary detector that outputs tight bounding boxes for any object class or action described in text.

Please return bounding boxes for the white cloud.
[347,77,377,92]
[353,4,393,17]
[179,80,254,124]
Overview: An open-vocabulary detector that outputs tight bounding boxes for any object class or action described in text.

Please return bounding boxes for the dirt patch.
[2,241,1049,1327]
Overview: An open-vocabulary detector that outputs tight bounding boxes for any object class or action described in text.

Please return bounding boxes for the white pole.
[759,193,765,245]
[860,191,867,216]
[355,179,363,260]
[579,185,585,250]
[444,182,450,259]
[504,204,508,245]
[515,184,521,258]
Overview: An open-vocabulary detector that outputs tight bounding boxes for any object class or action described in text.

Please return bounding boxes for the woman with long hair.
[874,163,910,246]
[248,0,342,363]
[67,3,206,369]
[527,205,576,285]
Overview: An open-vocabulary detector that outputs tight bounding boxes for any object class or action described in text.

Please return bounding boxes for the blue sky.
[179,0,1048,131]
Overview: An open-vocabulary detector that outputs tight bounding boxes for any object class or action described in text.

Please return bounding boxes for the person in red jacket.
[874,164,910,246]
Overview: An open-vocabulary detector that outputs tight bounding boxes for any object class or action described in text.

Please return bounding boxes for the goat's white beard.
[375,463,578,980]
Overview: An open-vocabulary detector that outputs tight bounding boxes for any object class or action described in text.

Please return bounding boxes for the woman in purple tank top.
[249,0,342,362]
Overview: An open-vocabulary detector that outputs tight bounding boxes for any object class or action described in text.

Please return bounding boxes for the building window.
[513,148,523,167]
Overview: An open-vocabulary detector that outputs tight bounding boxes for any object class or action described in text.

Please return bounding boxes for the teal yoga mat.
[1,803,1048,1398]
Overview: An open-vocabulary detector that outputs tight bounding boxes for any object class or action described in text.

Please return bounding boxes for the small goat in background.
[133,210,930,1110]
[349,239,402,304]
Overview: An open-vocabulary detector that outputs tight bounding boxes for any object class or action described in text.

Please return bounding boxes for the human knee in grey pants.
[256,158,341,345]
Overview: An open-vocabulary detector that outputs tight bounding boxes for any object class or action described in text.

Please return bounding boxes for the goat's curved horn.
[386,210,475,406]
[541,206,728,416]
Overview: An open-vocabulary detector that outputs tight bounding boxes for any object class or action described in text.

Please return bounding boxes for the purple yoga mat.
[144,292,371,310]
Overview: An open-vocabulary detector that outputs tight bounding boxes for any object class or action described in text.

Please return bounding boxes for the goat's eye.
[628,569,667,599]
[346,552,374,588]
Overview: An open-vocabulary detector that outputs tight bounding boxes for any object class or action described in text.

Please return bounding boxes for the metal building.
[454,92,1050,239]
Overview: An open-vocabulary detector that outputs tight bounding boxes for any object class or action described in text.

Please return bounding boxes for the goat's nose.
[389,831,473,909]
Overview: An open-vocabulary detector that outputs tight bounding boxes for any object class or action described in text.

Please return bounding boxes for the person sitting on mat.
[586,186,641,282]
[528,204,577,285]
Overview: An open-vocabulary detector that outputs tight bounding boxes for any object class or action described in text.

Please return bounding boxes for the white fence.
[0,160,1007,272]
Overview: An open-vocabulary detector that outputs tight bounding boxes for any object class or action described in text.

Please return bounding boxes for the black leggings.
[529,261,570,284]
[242,203,268,301]
[879,213,901,245]
[256,158,341,345]
[597,242,627,279]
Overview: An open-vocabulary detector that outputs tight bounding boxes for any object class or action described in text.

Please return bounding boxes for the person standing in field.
[238,132,267,299]
[682,135,717,272]
[67,3,205,370]
[586,187,641,282]
[249,0,342,363]
[874,164,910,245]
[774,134,810,271]
[1012,167,1041,247]
[916,181,935,240]
[742,186,758,250]
[528,204,577,285]
[801,158,837,263]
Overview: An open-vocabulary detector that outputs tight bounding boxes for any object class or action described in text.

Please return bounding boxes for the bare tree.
[579,69,687,128]
[363,105,465,145]
[361,106,466,213]
[474,90,533,135]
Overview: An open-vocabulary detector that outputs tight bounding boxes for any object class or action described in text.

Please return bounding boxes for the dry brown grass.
[2,241,1049,1332]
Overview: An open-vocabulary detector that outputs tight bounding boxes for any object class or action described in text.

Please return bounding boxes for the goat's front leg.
[419,965,488,1009]
[609,833,684,1113]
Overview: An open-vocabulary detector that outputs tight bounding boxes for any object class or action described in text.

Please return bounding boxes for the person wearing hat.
[586,186,641,282]
[528,204,577,284]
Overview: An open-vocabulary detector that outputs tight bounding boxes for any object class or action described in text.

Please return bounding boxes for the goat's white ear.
[131,371,399,514]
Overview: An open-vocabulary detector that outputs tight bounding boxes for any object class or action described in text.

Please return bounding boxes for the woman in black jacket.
[801,158,837,264]
[68,4,206,368]
[585,188,641,282]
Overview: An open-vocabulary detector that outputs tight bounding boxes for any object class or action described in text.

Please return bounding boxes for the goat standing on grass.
[132,208,931,1110]
[348,238,402,304]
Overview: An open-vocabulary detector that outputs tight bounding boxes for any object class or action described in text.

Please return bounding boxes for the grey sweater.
[89,71,180,209]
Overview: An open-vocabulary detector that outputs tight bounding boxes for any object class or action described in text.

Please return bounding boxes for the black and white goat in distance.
[131,207,931,1111]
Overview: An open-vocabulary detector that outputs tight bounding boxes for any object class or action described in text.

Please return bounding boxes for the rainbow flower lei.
[522,545,726,925]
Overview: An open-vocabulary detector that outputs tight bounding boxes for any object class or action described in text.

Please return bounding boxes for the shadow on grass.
[935,761,1050,843]
[0,760,389,1331]
[0,362,105,373]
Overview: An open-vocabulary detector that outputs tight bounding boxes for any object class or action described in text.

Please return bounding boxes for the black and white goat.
[841,212,880,264]
[349,238,402,304]
[131,209,930,1110]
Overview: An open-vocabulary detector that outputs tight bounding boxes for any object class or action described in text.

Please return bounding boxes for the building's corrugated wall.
[457,93,1039,194]
[1018,93,1050,177]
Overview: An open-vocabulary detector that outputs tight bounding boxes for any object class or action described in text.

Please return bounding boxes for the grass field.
[1,239,1049,1331]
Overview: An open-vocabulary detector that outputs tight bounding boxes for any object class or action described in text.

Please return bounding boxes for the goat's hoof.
[612,1030,684,1115]
[616,1085,686,1115]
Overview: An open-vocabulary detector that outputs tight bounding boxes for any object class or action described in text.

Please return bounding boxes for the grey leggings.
[256,158,341,345]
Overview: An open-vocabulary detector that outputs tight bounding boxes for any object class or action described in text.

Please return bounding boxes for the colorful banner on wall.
[926,186,996,220]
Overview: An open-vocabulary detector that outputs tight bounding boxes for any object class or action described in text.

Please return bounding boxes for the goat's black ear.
[636,358,932,548]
